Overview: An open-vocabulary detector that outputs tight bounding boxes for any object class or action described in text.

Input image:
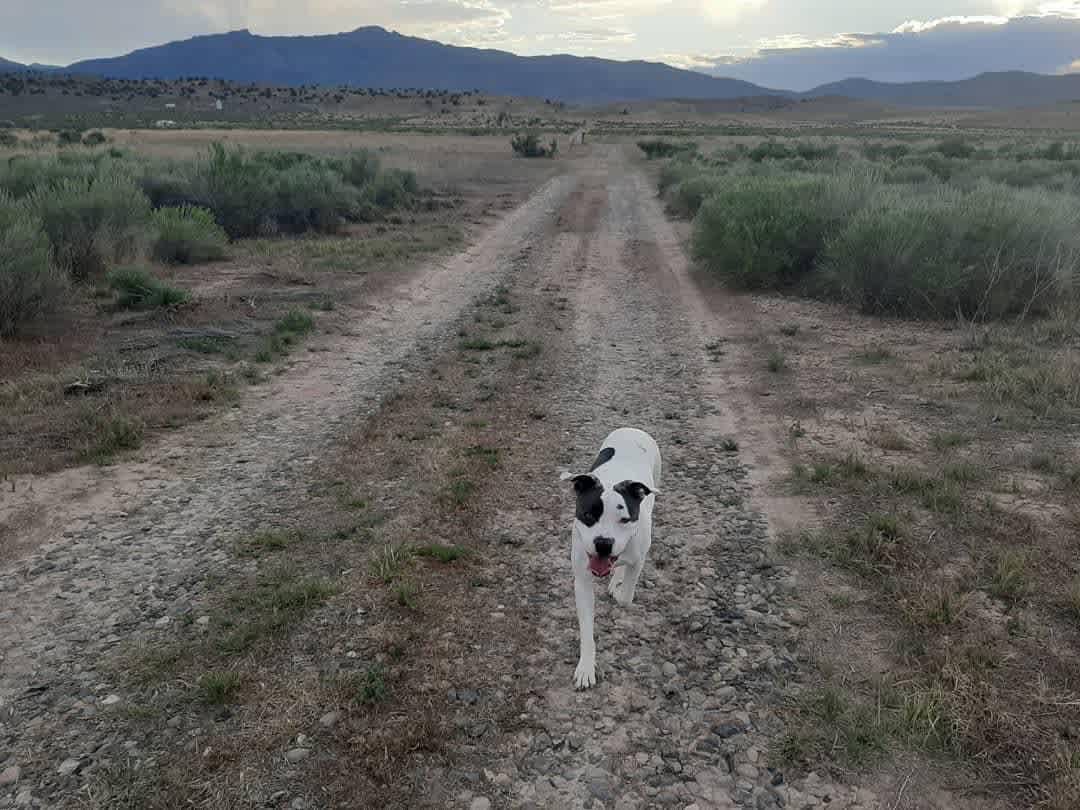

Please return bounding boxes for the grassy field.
[648,132,1080,807]
[0,129,560,476]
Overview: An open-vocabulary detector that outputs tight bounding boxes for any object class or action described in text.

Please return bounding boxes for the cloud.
[689,12,1080,90]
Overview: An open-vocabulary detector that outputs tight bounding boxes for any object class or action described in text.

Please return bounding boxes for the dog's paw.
[607,573,623,599]
[574,660,597,689]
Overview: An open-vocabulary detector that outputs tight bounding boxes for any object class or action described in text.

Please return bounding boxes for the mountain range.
[3,26,1080,108]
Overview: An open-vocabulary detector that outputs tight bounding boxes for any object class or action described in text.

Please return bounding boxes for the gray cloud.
[694,14,1080,90]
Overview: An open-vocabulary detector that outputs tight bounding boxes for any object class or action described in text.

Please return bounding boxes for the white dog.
[561,428,661,688]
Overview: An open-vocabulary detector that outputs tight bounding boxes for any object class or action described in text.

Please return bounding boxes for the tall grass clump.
[27,172,151,279]
[820,185,1080,319]
[0,194,67,335]
[107,266,189,310]
[638,139,696,159]
[691,171,875,290]
[151,205,228,264]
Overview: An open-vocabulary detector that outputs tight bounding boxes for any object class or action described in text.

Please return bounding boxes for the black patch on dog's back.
[589,446,615,472]
[614,480,652,522]
[573,475,604,527]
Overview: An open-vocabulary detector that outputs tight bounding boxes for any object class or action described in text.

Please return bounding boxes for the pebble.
[57,758,81,776]
[285,748,310,763]
[319,711,342,727]
[661,662,678,677]
[470,798,492,810]
[0,765,21,786]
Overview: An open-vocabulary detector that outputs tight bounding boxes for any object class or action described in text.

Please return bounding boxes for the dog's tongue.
[588,556,613,577]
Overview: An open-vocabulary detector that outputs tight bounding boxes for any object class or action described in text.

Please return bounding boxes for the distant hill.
[806,71,1080,108]
[66,27,783,104]
[0,56,27,72]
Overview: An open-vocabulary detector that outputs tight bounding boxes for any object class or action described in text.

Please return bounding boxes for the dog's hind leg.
[574,574,597,688]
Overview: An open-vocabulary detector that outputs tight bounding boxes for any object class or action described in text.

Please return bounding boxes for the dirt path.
[1,147,886,809]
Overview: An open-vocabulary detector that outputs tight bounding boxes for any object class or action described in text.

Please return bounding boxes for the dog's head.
[561,472,656,578]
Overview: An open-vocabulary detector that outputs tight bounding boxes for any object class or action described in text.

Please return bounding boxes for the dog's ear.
[560,471,600,493]
[618,480,658,499]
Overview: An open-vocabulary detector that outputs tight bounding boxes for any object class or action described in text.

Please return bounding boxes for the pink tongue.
[588,556,613,577]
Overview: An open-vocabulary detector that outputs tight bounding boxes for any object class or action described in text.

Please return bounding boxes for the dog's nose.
[594,538,614,558]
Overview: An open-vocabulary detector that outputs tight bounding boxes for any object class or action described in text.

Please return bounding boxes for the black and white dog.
[561,428,661,688]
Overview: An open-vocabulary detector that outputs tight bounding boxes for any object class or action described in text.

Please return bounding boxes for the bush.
[28,172,152,279]
[748,140,794,162]
[337,150,380,187]
[666,174,724,218]
[56,129,84,147]
[638,139,696,159]
[107,266,189,309]
[934,137,976,159]
[0,131,17,148]
[658,158,697,195]
[370,168,418,211]
[271,162,358,234]
[0,195,66,335]
[795,141,839,161]
[82,130,107,147]
[819,185,1080,319]
[863,142,910,162]
[187,144,277,238]
[511,133,555,158]
[691,172,874,290]
[151,205,228,264]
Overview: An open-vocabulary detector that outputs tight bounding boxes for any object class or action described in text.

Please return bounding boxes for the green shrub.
[56,129,84,147]
[271,162,358,234]
[337,150,380,187]
[188,143,277,238]
[658,158,698,195]
[28,172,151,279]
[749,140,794,162]
[795,141,839,161]
[863,142,910,162]
[0,131,17,148]
[691,171,874,290]
[666,174,724,218]
[934,137,976,159]
[511,133,555,158]
[0,195,67,335]
[82,130,107,147]
[370,168,418,211]
[108,266,189,310]
[819,185,1080,319]
[637,139,696,159]
[151,205,228,264]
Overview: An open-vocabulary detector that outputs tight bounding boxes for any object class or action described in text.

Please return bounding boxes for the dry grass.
[746,291,1080,805]
[0,130,554,478]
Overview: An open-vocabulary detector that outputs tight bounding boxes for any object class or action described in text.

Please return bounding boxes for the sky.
[2,0,1080,89]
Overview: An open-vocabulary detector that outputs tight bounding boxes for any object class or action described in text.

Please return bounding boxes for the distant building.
[154,120,177,128]
[215,99,223,111]
[164,103,176,109]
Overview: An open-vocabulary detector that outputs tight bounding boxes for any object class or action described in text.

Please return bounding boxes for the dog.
[561,428,661,688]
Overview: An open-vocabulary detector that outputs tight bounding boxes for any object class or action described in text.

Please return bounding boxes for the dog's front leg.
[614,561,643,606]
[573,573,597,688]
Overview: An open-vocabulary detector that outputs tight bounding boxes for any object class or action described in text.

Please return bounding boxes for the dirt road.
[0,146,882,809]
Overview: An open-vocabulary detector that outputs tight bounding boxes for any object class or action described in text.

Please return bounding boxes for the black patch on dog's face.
[571,474,604,527]
[614,480,652,522]
[589,446,615,472]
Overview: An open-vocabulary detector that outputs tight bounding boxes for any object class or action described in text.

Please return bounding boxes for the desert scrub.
[0,194,67,335]
[151,205,228,264]
[819,184,1080,319]
[691,171,875,290]
[108,267,189,310]
[27,172,151,279]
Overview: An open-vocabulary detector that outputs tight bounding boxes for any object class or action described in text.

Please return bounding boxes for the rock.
[661,662,678,677]
[291,799,309,810]
[154,616,171,628]
[711,722,744,739]
[101,694,121,706]
[285,748,310,763]
[0,765,21,786]
[319,711,342,728]
[15,789,33,807]
[57,757,82,776]
[470,798,492,810]
[494,773,512,788]
[196,616,210,626]
[735,763,758,779]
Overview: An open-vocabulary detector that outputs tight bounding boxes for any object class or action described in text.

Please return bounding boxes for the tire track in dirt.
[402,147,883,809]
[0,173,577,803]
